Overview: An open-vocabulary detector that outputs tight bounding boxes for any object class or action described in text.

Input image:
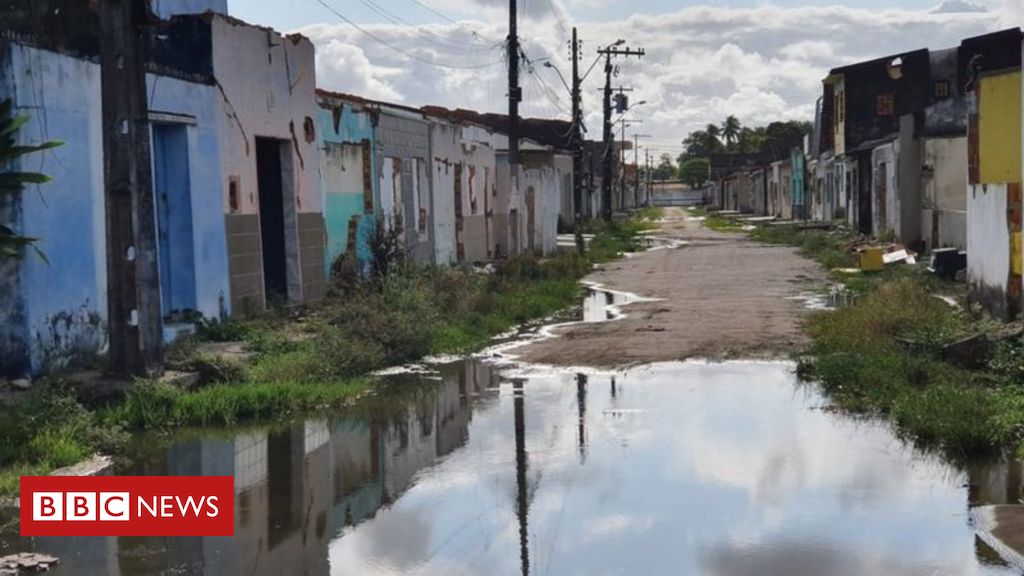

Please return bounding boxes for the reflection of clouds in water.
[583,513,655,540]
[664,363,963,513]
[328,360,998,576]
[699,539,979,576]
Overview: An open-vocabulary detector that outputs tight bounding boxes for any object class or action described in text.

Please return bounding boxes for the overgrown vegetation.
[0,382,127,496]
[0,213,658,495]
[727,215,1024,460]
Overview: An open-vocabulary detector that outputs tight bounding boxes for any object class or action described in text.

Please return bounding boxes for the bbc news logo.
[20,476,234,536]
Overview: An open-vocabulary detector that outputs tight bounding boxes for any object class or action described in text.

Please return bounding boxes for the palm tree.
[703,124,722,154]
[721,115,741,150]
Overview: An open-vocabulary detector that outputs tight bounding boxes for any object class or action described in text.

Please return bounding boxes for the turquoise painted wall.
[317,100,377,276]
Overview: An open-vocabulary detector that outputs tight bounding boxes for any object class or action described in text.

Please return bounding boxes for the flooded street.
[5,358,1021,575]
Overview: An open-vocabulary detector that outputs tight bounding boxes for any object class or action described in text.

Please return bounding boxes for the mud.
[513,207,827,367]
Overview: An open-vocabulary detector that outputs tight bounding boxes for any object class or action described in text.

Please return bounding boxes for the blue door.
[152,123,197,318]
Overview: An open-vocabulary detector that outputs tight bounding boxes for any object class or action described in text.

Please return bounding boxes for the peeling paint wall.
[427,120,497,264]
[211,17,324,309]
[967,65,1023,320]
[0,43,228,376]
[376,107,433,264]
[317,97,376,275]
[521,151,566,256]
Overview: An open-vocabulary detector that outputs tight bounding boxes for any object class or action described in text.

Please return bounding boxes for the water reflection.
[581,288,638,322]
[4,360,1023,575]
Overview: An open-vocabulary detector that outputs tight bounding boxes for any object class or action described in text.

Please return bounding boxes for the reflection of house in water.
[34,360,506,574]
[968,458,1024,507]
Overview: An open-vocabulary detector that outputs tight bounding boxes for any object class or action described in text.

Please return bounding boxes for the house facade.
[963,29,1023,321]
[0,2,230,376]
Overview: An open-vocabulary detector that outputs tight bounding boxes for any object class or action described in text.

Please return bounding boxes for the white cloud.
[297,3,1007,151]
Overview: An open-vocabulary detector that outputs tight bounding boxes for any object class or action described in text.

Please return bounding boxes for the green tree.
[652,153,676,181]
[0,99,62,261]
[721,115,741,150]
[678,158,710,188]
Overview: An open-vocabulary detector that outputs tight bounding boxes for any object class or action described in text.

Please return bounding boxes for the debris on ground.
[928,248,968,280]
[855,242,919,271]
[940,334,993,370]
[0,553,60,574]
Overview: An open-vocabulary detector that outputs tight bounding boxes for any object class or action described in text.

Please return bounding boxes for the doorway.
[152,123,196,319]
[526,186,536,251]
[857,154,873,235]
[256,137,288,303]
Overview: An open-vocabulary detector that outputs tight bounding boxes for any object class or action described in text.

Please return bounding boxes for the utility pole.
[571,28,584,255]
[633,134,651,208]
[616,113,641,210]
[598,45,644,221]
[100,0,163,376]
[508,0,522,198]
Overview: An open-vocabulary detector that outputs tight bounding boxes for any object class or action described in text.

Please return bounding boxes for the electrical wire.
[404,0,504,46]
[355,0,499,50]
[315,0,503,70]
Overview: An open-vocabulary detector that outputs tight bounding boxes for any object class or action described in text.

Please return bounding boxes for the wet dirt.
[514,208,827,367]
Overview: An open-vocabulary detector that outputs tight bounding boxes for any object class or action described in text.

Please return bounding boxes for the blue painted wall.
[0,43,229,376]
[317,99,377,276]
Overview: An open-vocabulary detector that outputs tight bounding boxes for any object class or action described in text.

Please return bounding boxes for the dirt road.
[513,208,826,367]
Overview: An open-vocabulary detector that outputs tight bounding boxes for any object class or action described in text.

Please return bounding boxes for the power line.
[404,0,503,45]
[315,0,503,70]
[356,0,499,50]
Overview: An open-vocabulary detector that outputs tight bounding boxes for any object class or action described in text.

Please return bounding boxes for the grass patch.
[99,378,371,429]
[2,215,652,497]
[0,381,128,495]
[703,213,746,232]
[748,222,1024,459]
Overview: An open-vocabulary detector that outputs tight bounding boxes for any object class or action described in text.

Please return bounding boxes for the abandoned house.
[316,91,378,277]
[0,1,231,376]
[963,28,1023,321]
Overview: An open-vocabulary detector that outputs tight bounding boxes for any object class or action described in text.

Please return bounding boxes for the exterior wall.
[791,148,806,219]
[897,114,922,247]
[871,143,898,238]
[968,69,1023,320]
[0,44,228,376]
[521,152,564,256]
[428,120,498,265]
[376,108,433,265]
[460,130,498,262]
[429,121,459,265]
[317,98,376,276]
[211,16,324,310]
[968,184,1012,318]
[921,137,967,250]
[832,76,846,156]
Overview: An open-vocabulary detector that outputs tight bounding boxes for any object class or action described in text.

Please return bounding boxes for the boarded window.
[876,93,895,116]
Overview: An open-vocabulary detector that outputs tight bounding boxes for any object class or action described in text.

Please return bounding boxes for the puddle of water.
[4,360,1021,575]
[792,284,856,311]
[582,287,638,322]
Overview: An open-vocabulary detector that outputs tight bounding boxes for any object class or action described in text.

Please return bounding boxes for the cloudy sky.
[227,0,1021,156]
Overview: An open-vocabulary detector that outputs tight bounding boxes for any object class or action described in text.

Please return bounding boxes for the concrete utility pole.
[598,44,644,221]
[633,134,651,208]
[507,0,522,191]
[100,0,163,376]
[571,27,585,255]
